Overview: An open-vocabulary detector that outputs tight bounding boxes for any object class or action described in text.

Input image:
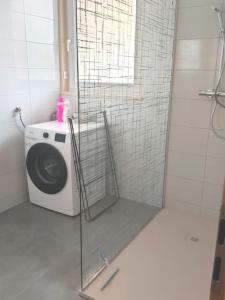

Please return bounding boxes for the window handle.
[66,39,72,52]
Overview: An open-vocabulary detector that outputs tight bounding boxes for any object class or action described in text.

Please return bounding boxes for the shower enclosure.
[71,0,177,293]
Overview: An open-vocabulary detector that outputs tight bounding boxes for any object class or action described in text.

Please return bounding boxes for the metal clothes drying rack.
[68,111,119,222]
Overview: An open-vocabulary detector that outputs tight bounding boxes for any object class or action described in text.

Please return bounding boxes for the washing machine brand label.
[26,136,38,140]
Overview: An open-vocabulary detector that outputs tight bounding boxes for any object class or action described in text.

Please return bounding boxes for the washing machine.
[25,121,80,216]
[25,120,106,216]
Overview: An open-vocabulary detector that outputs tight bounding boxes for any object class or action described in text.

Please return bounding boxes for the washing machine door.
[26,143,68,194]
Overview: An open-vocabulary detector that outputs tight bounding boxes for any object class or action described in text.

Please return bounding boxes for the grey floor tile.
[0,200,160,300]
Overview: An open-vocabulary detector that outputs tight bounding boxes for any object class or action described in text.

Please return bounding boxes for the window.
[77,0,136,84]
[58,0,142,99]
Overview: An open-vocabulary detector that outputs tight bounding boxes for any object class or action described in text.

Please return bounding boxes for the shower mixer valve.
[198,89,225,98]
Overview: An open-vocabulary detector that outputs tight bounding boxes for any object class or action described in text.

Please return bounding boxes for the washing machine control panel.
[55,133,66,143]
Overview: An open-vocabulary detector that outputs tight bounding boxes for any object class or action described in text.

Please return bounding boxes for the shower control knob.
[43,132,49,139]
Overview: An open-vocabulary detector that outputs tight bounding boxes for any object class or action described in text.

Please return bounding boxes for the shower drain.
[190,236,199,242]
[186,233,200,243]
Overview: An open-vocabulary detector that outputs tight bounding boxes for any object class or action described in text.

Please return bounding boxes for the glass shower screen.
[74,0,176,291]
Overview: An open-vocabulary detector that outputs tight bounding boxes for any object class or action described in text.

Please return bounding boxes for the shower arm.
[198,90,225,98]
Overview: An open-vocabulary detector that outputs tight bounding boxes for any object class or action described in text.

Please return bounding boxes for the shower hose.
[211,29,225,140]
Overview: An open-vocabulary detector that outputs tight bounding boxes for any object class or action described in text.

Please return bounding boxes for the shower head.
[212,5,225,34]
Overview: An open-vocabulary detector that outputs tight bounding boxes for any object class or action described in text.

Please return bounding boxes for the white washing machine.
[25,121,79,216]
[25,120,104,216]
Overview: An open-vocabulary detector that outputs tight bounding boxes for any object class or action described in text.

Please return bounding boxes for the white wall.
[0,0,60,213]
[165,0,225,219]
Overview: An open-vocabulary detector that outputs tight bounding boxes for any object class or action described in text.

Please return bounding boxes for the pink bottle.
[56,96,64,122]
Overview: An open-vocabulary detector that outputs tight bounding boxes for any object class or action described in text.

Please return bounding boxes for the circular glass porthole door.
[26,143,68,194]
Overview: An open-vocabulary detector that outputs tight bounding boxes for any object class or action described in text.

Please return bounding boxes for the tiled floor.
[0,199,159,300]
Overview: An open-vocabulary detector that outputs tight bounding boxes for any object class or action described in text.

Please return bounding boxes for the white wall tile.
[28,69,59,90]
[2,0,25,13]
[0,94,30,123]
[27,43,58,69]
[9,143,26,172]
[170,99,211,128]
[0,169,28,213]
[174,39,219,70]
[205,156,225,185]
[25,15,55,44]
[28,69,59,124]
[0,167,27,199]
[0,41,27,68]
[178,0,223,8]
[211,104,225,130]
[30,89,58,123]
[24,0,54,19]
[169,126,208,155]
[0,120,27,172]
[0,119,28,179]
[202,182,223,210]
[218,68,225,90]
[165,197,201,215]
[172,70,215,100]
[0,143,11,176]
[177,6,220,39]
[0,12,26,40]
[0,68,29,95]
[207,130,225,158]
[166,175,202,205]
[1,0,24,13]
[200,207,220,220]
[0,121,24,149]
[10,0,24,12]
[0,193,27,214]
[167,151,205,180]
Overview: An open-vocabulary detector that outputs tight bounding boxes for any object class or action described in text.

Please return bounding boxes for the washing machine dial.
[43,132,49,139]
